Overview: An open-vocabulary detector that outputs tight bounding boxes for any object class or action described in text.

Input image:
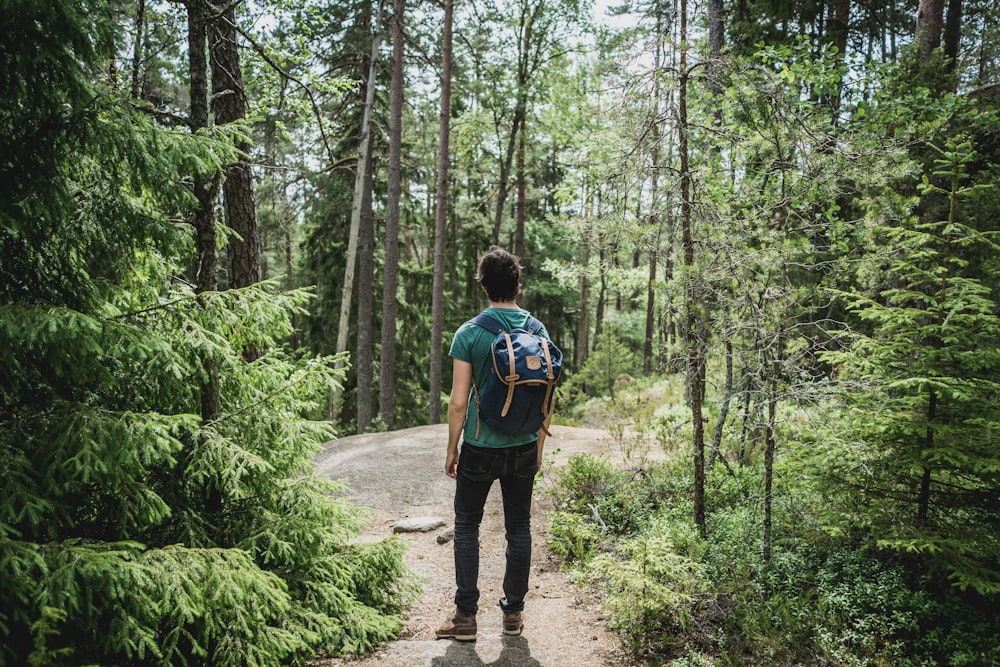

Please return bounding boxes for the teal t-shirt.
[449,307,550,448]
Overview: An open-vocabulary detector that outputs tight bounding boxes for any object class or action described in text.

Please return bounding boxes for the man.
[436,246,553,642]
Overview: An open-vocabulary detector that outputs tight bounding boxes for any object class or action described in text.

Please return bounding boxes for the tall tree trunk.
[575,233,590,368]
[915,0,946,62]
[381,0,406,430]
[491,108,522,245]
[285,212,298,349]
[918,388,937,523]
[707,0,724,100]
[679,0,706,533]
[708,326,733,468]
[822,0,850,111]
[429,0,453,425]
[491,0,535,245]
[188,0,220,422]
[356,133,376,433]
[645,4,667,375]
[515,112,527,260]
[763,364,777,560]
[130,0,146,98]
[594,244,606,345]
[332,0,385,422]
[643,247,657,374]
[942,0,962,72]
[210,1,260,311]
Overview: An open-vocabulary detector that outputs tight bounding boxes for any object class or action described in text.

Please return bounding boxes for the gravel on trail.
[312,423,635,667]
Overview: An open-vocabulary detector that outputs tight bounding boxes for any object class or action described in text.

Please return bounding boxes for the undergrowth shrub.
[549,451,1000,666]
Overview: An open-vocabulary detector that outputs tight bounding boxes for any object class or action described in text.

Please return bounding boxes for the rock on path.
[312,424,633,667]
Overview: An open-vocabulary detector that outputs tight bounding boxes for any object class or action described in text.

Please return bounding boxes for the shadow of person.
[488,636,541,667]
[430,641,485,667]
[430,636,541,667]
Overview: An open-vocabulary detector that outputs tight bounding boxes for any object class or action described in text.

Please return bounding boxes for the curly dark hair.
[475,246,523,302]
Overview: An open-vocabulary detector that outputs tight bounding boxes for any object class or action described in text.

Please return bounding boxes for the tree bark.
[942,0,962,72]
[645,5,668,374]
[679,0,706,533]
[708,334,733,468]
[491,0,536,245]
[918,388,937,523]
[763,367,777,561]
[515,112,527,260]
[188,0,221,422]
[491,108,522,245]
[381,0,406,430]
[575,234,590,368]
[210,1,260,294]
[429,0,453,425]
[356,130,376,433]
[707,0,724,101]
[915,0,946,61]
[130,0,146,99]
[332,0,385,422]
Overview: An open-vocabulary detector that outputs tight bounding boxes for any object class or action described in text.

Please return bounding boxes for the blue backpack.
[469,313,563,438]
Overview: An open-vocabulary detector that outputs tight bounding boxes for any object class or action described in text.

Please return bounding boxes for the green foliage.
[580,530,707,658]
[0,3,415,664]
[549,452,1000,666]
[820,139,1000,595]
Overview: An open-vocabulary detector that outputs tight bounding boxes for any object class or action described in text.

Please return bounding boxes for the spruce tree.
[0,2,413,664]
[823,140,1000,594]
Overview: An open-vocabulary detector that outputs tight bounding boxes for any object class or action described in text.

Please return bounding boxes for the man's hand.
[445,449,459,479]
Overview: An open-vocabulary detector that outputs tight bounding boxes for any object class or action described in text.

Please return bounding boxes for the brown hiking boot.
[436,611,477,641]
[502,611,523,636]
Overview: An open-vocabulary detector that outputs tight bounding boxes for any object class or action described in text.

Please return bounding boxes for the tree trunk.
[918,388,937,523]
[188,0,220,423]
[575,236,590,368]
[942,0,962,72]
[515,112,527,260]
[210,5,261,375]
[643,247,657,374]
[333,0,385,422]
[491,108,522,245]
[916,0,946,61]
[707,0,724,101]
[679,0,706,533]
[285,215,298,349]
[381,0,406,430]
[130,0,145,99]
[822,0,851,111]
[356,133,376,433]
[763,367,777,561]
[428,0,453,425]
[594,244,606,345]
[708,333,733,468]
[491,0,535,245]
[645,5,667,375]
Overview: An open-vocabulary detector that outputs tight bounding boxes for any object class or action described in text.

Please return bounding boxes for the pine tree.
[0,2,414,664]
[823,140,1000,594]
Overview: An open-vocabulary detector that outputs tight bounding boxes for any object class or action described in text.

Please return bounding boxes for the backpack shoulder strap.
[470,313,504,335]
[525,316,543,335]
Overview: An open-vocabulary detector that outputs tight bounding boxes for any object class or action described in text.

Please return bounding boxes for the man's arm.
[445,358,473,479]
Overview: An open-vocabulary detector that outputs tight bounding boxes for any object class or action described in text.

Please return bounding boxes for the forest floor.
[312,423,650,667]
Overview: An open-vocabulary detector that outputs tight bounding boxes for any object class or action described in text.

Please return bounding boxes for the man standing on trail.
[436,246,553,642]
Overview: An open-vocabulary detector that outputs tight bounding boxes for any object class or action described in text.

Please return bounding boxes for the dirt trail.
[312,424,634,667]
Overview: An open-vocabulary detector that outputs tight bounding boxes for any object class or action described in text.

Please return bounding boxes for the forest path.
[312,423,634,667]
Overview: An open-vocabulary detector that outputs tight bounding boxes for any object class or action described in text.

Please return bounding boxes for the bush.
[548,450,1000,667]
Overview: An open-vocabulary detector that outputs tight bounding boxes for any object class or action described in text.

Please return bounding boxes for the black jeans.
[453,440,538,617]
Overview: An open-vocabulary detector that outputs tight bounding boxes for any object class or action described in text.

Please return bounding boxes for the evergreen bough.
[1,2,414,664]
[822,139,1000,594]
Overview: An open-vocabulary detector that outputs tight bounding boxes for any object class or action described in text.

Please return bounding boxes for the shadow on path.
[430,636,541,667]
